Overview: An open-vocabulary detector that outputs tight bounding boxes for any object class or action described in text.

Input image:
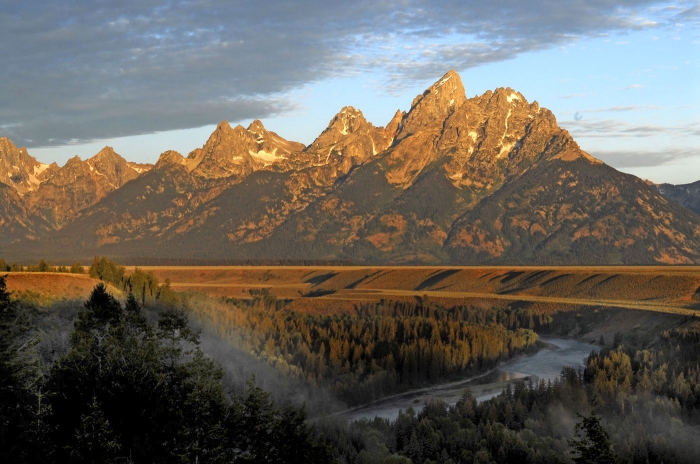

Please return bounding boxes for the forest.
[0,276,334,463]
[2,257,700,462]
[318,324,700,463]
[187,294,540,405]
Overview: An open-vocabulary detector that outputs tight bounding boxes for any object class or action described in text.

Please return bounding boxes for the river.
[341,337,599,422]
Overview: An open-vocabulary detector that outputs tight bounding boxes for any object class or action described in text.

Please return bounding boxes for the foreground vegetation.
[0,278,333,463]
[182,292,700,462]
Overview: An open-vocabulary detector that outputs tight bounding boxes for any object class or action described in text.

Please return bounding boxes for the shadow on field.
[416,269,460,291]
[305,272,338,286]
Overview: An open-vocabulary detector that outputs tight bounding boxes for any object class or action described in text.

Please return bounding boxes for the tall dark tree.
[569,410,617,464]
[227,378,336,463]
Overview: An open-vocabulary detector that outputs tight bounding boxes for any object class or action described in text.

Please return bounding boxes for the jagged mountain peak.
[215,120,233,131]
[87,146,128,167]
[305,106,372,154]
[280,106,396,184]
[333,106,366,127]
[492,87,525,104]
[188,121,259,179]
[0,137,57,196]
[155,150,187,169]
[386,110,404,135]
[325,106,368,137]
[65,155,83,165]
[94,145,118,156]
[24,144,148,228]
[189,119,305,179]
[396,70,466,140]
[247,119,266,134]
[0,136,19,151]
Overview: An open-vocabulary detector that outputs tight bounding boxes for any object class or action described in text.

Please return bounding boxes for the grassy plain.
[3,272,114,301]
[128,265,700,315]
[8,266,698,345]
[123,265,700,345]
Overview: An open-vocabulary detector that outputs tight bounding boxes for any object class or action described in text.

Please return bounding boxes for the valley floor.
[130,265,700,316]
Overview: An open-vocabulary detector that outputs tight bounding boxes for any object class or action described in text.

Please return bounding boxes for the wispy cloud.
[676,2,700,23]
[581,105,660,112]
[591,147,700,168]
[558,92,598,99]
[564,118,700,138]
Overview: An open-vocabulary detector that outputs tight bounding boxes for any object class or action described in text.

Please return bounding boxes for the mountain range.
[2,70,700,265]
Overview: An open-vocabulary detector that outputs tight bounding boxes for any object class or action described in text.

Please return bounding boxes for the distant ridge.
[119,257,355,267]
[657,181,700,217]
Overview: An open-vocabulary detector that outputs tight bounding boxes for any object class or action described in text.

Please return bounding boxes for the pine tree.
[569,410,617,464]
[70,396,121,463]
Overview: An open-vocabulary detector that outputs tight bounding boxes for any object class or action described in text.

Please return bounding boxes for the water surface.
[342,337,598,422]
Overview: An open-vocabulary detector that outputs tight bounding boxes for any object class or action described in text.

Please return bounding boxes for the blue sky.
[2,1,699,183]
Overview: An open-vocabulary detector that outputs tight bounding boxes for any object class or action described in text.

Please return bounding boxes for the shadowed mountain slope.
[658,181,700,217]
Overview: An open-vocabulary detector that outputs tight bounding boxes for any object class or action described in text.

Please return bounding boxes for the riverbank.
[340,337,598,421]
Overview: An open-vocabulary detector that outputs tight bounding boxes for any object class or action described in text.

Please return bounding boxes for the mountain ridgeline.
[1,70,700,264]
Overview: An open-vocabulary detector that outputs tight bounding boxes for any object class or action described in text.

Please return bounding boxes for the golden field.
[3,272,116,301]
[127,265,700,316]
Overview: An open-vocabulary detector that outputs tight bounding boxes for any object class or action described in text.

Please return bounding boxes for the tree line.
[88,256,181,307]
[120,257,355,266]
[0,258,85,274]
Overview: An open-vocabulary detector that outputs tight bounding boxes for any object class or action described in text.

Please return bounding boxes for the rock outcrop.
[0,137,59,196]
[188,120,304,179]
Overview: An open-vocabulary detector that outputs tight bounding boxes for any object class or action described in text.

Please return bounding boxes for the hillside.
[2,70,700,264]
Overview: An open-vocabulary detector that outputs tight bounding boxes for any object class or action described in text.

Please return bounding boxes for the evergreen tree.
[47,284,221,462]
[43,284,333,463]
[69,262,85,274]
[70,396,121,464]
[569,410,617,464]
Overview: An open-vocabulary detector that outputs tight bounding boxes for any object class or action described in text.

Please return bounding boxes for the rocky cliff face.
[283,106,398,187]
[3,70,700,265]
[187,120,305,179]
[0,137,59,196]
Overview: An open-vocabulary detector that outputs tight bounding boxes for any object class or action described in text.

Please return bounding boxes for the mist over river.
[342,337,599,422]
